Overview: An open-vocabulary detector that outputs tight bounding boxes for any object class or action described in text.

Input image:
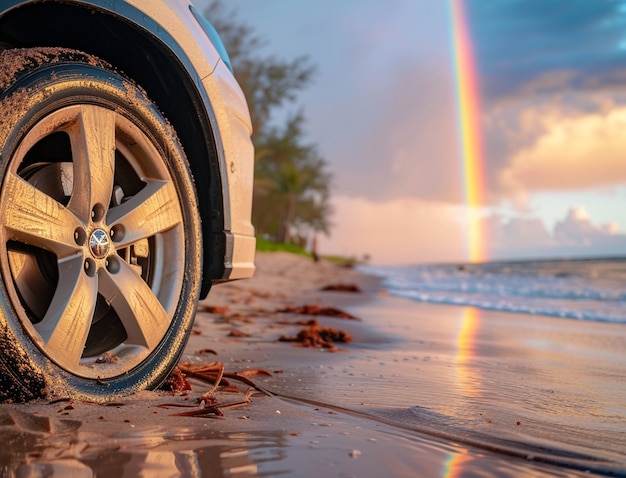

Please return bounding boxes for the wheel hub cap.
[89,228,110,258]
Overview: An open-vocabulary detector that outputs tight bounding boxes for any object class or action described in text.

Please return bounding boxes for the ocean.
[360,257,626,324]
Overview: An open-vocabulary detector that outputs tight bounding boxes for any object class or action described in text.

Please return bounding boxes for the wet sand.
[1,252,624,477]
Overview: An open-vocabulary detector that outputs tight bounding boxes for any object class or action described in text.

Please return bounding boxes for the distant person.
[312,236,320,263]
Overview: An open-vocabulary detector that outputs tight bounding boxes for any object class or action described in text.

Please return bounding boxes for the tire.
[0,48,202,402]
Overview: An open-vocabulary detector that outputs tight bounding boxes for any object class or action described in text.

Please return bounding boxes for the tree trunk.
[278,194,296,243]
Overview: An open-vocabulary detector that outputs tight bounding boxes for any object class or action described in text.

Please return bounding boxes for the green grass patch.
[322,255,359,267]
[255,237,366,266]
[256,237,312,257]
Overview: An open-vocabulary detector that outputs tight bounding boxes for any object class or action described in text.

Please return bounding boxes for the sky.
[197,0,626,265]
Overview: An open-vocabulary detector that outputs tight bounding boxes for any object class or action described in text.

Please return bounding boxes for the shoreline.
[0,252,624,476]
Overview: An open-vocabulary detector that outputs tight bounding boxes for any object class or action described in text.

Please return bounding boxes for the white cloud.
[488,215,553,250]
[554,206,624,249]
[489,206,626,259]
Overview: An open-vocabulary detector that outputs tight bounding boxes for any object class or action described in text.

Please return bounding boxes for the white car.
[0,0,255,402]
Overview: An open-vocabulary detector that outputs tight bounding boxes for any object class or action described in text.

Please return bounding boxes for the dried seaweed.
[228,329,251,338]
[199,305,230,315]
[278,304,361,320]
[320,284,362,293]
[279,319,352,352]
[159,367,192,393]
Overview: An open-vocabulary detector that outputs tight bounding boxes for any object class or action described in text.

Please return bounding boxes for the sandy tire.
[0,48,202,402]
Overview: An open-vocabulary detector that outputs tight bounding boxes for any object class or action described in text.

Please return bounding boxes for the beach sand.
[0,252,624,477]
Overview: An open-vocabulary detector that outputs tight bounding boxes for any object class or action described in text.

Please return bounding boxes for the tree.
[205,2,332,242]
[254,114,331,242]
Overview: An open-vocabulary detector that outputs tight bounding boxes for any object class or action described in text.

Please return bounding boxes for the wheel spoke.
[107,180,183,248]
[98,261,171,349]
[67,105,116,221]
[0,172,83,257]
[35,255,97,367]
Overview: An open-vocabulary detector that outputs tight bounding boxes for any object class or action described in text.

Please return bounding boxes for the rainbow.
[449,0,488,263]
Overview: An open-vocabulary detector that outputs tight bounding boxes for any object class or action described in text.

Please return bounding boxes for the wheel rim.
[0,104,185,379]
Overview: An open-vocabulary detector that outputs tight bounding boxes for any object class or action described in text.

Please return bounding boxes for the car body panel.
[0,0,256,282]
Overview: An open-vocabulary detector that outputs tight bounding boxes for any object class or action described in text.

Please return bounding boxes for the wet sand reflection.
[0,409,290,477]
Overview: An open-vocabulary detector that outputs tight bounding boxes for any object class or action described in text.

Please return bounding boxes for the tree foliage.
[254,113,331,242]
[205,2,332,242]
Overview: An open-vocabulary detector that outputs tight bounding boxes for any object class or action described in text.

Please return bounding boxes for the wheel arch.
[0,1,226,297]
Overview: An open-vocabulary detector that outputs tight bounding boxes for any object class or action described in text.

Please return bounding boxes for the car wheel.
[0,48,202,402]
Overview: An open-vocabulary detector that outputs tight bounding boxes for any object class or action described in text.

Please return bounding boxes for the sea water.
[360,257,626,324]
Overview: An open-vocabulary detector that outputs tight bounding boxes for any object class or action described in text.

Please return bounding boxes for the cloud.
[467,0,626,102]
[222,0,626,269]
[488,214,552,249]
[487,206,626,259]
[470,3,626,209]
[554,206,623,248]
[343,2,626,207]
[498,106,626,201]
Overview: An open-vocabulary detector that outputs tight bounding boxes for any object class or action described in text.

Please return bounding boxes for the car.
[0,0,256,402]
